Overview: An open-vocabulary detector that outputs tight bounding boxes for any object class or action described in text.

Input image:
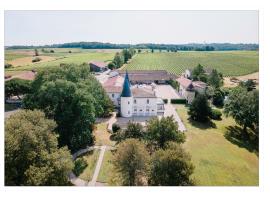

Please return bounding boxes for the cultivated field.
[123,51,259,76]
[176,105,258,186]
[5,48,116,73]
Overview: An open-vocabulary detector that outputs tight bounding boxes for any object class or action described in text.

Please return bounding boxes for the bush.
[112,123,121,133]
[50,50,54,53]
[163,99,168,104]
[73,157,88,176]
[32,57,41,63]
[171,99,186,104]
[5,63,13,69]
[210,109,222,120]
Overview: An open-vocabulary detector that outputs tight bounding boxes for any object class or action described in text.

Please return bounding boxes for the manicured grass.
[124,51,259,76]
[77,149,100,181]
[176,105,258,186]
[97,150,114,183]
[93,123,116,146]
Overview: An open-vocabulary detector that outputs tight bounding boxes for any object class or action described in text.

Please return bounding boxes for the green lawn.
[176,105,258,186]
[123,51,259,76]
[76,149,100,182]
[97,150,114,183]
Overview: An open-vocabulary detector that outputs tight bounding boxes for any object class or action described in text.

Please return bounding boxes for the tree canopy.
[23,64,113,151]
[5,78,31,100]
[208,69,223,88]
[188,94,212,122]
[224,87,259,134]
[145,116,185,150]
[148,142,195,186]
[112,139,150,186]
[5,110,73,186]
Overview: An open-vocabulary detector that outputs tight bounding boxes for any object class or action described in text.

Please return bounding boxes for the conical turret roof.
[121,71,132,97]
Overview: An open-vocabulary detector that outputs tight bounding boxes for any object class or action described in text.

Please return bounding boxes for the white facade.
[132,97,158,116]
[107,92,121,107]
[179,85,195,104]
[120,96,133,117]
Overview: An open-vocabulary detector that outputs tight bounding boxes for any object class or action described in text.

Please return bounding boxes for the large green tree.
[224,87,259,134]
[23,64,113,151]
[145,116,185,150]
[208,69,223,88]
[5,78,31,100]
[5,110,73,186]
[148,142,194,186]
[113,52,125,68]
[112,139,150,186]
[188,94,212,122]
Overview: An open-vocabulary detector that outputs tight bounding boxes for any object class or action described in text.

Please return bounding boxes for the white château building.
[103,71,164,117]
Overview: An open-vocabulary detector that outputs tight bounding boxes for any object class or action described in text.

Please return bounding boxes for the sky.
[5,10,258,46]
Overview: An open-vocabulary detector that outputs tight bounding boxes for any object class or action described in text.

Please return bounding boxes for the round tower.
[120,71,133,117]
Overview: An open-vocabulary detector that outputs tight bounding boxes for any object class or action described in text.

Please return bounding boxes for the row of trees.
[7,42,259,51]
[110,116,194,186]
[108,48,136,69]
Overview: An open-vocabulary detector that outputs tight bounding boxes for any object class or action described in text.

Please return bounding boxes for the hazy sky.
[5,10,258,46]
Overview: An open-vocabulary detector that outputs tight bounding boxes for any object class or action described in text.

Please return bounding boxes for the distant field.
[123,51,259,76]
[5,48,115,72]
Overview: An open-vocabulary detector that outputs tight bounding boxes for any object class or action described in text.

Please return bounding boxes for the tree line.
[6,42,259,51]
[108,48,136,69]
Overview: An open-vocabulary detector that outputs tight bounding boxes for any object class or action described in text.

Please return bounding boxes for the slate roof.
[121,72,132,97]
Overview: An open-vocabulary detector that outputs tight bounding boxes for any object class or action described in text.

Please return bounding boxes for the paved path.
[107,112,117,131]
[88,145,107,186]
[4,109,20,118]
[163,99,186,132]
[69,172,88,186]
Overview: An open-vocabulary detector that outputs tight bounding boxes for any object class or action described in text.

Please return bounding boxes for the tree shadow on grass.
[225,126,258,155]
[188,118,217,130]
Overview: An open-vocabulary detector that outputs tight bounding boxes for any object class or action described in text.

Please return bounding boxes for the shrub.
[73,157,88,176]
[50,50,55,53]
[171,99,186,104]
[32,57,41,63]
[5,63,13,69]
[112,123,121,133]
[210,109,222,120]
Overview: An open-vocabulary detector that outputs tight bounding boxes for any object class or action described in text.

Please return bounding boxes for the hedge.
[210,109,222,120]
[171,99,187,104]
[163,99,168,104]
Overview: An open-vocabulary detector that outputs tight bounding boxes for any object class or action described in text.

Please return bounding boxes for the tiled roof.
[104,86,122,93]
[193,81,207,89]
[131,87,156,98]
[117,70,177,81]
[89,61,107,68]
[176,76,193,89]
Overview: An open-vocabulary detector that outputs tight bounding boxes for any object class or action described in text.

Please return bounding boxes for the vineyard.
[123,51,259,76]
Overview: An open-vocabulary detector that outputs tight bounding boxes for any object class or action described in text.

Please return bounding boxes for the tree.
[148,142,194,186]
[167,79,179,91]
[145,116,185,150]
[107,62,116,70]
[34,48,39,56]
[5,110,74,186]
[188,94,212,122]
[151,49,154,53]
[5,78,31,100]
[112,139,150,186]
[191,64,206,81]
[212,89,225,107]
[23,64,113,151]
[208,69,223,88]
[239,79,256,91]
[113,52,125,68]
[122,49,132,63]
[224,87,259,134]
[138,49,141,53]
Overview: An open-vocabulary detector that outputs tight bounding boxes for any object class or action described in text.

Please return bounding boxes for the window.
[128,111,130,114]
[134,99,136,104]
[128,101,130,104]
[112,93,115,98]
[140,109,142,112]
[152,110,154,112]
[147,99,149,104]
[134,109,137,112]
[146,109,149,112]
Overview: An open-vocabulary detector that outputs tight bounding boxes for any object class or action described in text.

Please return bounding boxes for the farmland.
[123,51,259,76]
[5,48,116,73]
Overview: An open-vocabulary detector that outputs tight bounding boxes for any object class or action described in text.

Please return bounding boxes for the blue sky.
[5,10,258,45]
